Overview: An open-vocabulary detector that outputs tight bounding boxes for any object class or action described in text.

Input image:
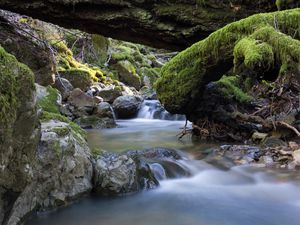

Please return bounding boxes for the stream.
[25,100,300,225]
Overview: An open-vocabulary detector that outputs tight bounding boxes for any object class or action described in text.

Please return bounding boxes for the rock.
[0,1,288,50]
[97,85,122,103]
[113,60,141,90]
[5,120,93,225]
[0,11,56,86]
[140,86,157,100]
[94,153,137,195]
[94,102,115,119]
[36,84,62,114]
[68,88,102,108]
[54,77,74,100]
[0,46,40,225]
[113,95,143,119]
[219,145,263,164]
[121,84,134,96]
[60,69,94,91]
[74,116,116,129]
[93,148,187,196]
[252,132,268,142]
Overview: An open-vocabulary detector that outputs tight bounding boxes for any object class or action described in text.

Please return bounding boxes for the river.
[25,101,300,225]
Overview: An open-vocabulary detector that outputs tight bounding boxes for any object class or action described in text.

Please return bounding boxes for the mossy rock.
[74,115,116,129]
[37,86,61,114]
[215,75,253,103]
[113,60,141,90]
[59,68,94,91]
[156,8,300,114]
[140,67,161,87]
[40,111,87,140]
[0,45,35,135]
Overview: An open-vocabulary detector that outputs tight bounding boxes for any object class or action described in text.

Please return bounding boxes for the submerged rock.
[113,95,143,119]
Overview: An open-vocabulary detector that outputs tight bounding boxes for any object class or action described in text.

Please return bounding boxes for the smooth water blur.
[137,100,185,120]
[26,163,300,225]
[25,115,300,225]
[87,119,214,153]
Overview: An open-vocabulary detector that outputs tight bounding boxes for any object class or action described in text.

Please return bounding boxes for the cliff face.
[0,0,285,50]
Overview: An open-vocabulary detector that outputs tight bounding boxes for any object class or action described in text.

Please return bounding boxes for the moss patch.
[0,46,35,131]
[40,111,87,140]
[215,75,253,103]
[37,86,60,114]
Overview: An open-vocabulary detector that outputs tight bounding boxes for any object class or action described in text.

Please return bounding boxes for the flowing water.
[25,101,300,225]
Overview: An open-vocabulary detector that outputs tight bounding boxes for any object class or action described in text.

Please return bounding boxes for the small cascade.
[137,100,186,121]
[109,105,117,121]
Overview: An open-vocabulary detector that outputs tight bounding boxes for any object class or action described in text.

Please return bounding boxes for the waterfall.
[137,100,186,121]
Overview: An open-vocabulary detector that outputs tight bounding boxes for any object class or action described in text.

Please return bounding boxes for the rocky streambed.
[25,115,300,225]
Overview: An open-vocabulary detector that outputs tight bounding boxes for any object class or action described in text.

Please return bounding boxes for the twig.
[276,121,300,137]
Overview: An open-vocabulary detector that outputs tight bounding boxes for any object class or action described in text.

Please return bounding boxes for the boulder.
[68,88,102,108]
[93,148,187,196]
[113,60,141,90]
[53,77,74,100]
[5,119,94,225]
[97,85,122,103]
[0,46,40,225]
[0,11,56,86]
[59,69,94,91]
[113,95,143,119]
[94,102,115,119]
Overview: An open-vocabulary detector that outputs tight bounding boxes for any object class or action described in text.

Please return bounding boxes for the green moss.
[215,75,253,103]
[91,147,103,158]
[0,46,35,131]
[156,8,300,114]
[53,140,61,157]
[52,127,70,137]
[40,111,69,123]
[140,67,161,86]
[37,86,60,114]
[40,111,87,140]
[233,37,274,73]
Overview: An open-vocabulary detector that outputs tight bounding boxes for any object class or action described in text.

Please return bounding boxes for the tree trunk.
[0,0,294,50]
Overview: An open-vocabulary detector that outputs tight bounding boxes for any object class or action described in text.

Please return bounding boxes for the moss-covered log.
[0,0,298,50]
[156,8,300,115]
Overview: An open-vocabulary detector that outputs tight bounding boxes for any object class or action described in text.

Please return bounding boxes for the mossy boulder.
[59,68,94,91]
[97,85,123,103]
[0,46,40,224]
[0,12,56,86]
[113,60,141,90]
[36,84,62,114]
[140,67,161,88]
[156,8,300,115]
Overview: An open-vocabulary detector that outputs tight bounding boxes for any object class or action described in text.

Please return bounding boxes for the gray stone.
[94,102,115,119]
[97,85,122,103]
[5,120,94,225]
[68,88,102,108]
[113,95,143,119]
